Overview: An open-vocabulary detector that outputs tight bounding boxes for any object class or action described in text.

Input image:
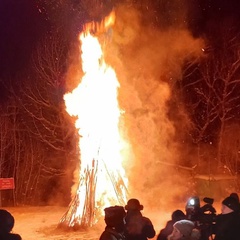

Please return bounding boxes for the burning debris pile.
[58,11,128,229]
[58,160,98,229]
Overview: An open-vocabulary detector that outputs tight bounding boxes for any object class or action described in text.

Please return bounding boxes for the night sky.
[0,0,240,79]
[189,0,240,36]
[0,0,47,79]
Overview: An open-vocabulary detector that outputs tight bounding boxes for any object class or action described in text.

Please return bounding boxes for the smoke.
[104,3,204,214]
[63,1,205,229]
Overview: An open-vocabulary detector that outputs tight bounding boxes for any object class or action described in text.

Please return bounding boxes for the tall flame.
[60,12,128,228]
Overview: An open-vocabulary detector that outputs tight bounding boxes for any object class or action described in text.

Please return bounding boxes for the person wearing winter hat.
[167,220,200,240]
[213,196,240,240]
[221,196,239,213]
[0,209,22,240]
[157,210,186,240]
[229,192,239,203]
[229,192,240,213]
[124,198,155,240]
[100,205,126,240]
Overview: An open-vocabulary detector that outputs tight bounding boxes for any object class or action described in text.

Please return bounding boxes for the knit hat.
[0,209,14,233]
[222,196,239,211]
[104,206,126,219]
[229,192,239,202]
[174,220,194,237]
[104,206,126,227]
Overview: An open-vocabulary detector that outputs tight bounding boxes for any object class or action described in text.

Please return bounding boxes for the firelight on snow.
[59,11,128,228]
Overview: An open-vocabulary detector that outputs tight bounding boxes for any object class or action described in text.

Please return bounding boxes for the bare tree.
[12,32,78,205]
[183,27,240,172]
[0,110,14,178]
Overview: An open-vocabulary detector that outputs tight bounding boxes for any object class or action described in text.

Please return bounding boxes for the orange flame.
[82,11,115,35]
[63,11,128,227]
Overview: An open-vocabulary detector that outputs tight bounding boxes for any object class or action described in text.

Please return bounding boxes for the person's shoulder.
[9,233,22,240]
[100,230,114,240]
[100,229,124,240]
[0,233,22,240]
[13,233,22,240]
[165,220,174,226]
[142,216,153,224]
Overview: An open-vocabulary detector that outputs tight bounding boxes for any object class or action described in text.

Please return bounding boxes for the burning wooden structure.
[58,11,128,229]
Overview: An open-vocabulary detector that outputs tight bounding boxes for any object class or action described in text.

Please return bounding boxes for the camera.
[185,196,216,240]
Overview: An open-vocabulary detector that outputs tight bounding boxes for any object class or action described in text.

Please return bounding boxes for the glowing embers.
[59,11,128,229]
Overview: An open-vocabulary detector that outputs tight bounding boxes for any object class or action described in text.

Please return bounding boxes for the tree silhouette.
[183,25,240,173]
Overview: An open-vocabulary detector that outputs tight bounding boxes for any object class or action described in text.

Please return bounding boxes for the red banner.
[0,178,15,190]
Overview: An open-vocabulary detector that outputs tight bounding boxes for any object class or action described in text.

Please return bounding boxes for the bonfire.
[59,11,128,229]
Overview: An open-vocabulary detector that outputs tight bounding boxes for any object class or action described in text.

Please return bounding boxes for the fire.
[59,11,128,228]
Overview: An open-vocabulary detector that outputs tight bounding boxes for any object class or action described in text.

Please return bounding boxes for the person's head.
[171,210,186,223]
[170,220,200,240]
[221,196,239,214]
[0,209,15,233]
[229,192,239,203]
[125,198,143,211]
[104,205,126,231]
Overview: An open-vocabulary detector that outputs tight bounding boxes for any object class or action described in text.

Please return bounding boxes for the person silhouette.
[0,209,22,240]
[229,192,239,203]
[124,198,155,240]
[157,209,186,240]
[168,219,200,240]
[100,205,126,240]
[213,196,240,240]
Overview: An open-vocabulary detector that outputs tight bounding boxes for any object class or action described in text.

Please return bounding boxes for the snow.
[4,206,104,240]
[4,203,222,240]
[4,206,166,240]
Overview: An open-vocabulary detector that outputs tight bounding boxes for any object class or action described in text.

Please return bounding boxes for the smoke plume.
[104,2,204,215]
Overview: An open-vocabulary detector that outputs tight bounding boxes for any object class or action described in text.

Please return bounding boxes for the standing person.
[157,210,186,240]
[213,196,240,240]
[100,205,126,240]
[168,219,200,240]
[0,209,22,240]
[229,192,240,213]
[124,198,156,240]
[229,192,239,203]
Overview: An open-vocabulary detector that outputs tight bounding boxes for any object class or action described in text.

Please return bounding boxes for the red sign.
[0,178,15,190]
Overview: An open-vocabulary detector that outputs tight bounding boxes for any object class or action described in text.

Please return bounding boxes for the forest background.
[0,0,240,208]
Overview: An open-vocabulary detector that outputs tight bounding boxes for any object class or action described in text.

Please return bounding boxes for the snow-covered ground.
[4,201,222,240]
[5,206,104,240]
[4,205,173,240]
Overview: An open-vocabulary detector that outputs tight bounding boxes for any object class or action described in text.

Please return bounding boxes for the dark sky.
[0,0,240,79]
[189,0,240,36]
[0,0,46,79]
